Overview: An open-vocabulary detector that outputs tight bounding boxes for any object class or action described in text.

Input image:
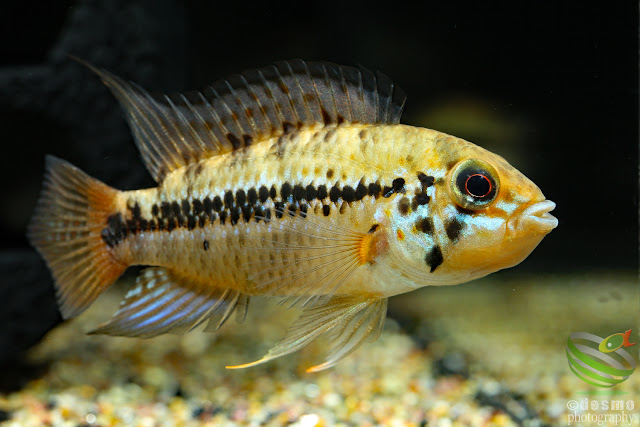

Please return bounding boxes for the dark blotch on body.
[247,188,258,205]
[445,217,465,242]
[281,182,292,201]
[417,172,435,188]
[425,246,444,272]
[329,186,342,203]
[259,186,270,203]
[101,213,128,247]
[392,178,406,193]
[398,197,411,215]
[415,217,434,235]
[293,184,306,201]
[203,240,209,251]
[342,186,356,203]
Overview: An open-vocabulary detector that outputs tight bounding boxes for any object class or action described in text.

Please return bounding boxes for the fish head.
[383,135,557,289]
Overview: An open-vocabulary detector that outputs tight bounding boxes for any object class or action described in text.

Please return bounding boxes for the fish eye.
[449,159,499,210]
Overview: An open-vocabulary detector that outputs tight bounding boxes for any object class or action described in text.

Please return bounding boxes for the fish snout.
[519,200,558,233]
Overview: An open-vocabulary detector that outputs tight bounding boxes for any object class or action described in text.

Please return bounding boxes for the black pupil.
[466,174,491,198]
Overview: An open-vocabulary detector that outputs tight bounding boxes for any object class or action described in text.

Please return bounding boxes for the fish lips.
[520,200,558,233]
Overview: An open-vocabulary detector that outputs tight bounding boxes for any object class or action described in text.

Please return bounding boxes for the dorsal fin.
[83,59,406,182]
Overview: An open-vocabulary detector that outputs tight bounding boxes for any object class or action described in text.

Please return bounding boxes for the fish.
[27,59,558,372]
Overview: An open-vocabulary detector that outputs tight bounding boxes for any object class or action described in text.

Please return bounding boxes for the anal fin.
[226,296,387,372]
[90,267,248,338]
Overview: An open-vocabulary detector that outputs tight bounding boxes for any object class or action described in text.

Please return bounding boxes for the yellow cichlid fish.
[28,60,558,372]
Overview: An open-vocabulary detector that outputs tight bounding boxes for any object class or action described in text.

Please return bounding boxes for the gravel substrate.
[1,273,637,426]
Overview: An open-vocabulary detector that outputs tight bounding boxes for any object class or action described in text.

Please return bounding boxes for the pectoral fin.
[226,296,387,372]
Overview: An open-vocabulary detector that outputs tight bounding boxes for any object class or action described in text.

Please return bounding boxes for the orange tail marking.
[28,155,129,318]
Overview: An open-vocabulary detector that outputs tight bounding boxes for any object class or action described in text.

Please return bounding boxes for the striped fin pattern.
[84,59,406,182]
[90,267,249,338]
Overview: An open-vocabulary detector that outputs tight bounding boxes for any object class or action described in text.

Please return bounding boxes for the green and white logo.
[566,330,636,388]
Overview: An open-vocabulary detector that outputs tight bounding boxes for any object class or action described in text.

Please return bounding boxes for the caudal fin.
[27,156,128,319]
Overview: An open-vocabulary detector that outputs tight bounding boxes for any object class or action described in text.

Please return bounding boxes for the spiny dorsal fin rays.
[89,267,250,338]
[226,296,387,371]
[77,58,406,183]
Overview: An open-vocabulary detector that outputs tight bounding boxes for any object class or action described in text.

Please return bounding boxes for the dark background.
[0,1,637,371]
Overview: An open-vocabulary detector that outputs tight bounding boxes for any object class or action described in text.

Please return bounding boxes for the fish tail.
[27,155,129,319]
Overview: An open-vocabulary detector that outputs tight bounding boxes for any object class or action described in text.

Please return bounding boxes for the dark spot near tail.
[327,169,334,179]
[398,197,411,215]
[415,217,434,235]
[323,204,331,216]
[342,185,356,203]
[167,217,177,231]
[101,213,128,247]
[247,188,258,205]
[219,210,227,225]
[329,186,342,203]
[445,218,464,242]
[299,203,308,217]
[203,240,209,251]
[187,215,197,230]
[392,178,406,193]
[243,134,253,145]
[152,204,159,217]
[368,224,379,233]
[287,204,297,216]
[425,246,443,272]
[336,114,345,125]
[199,215,206,228]
[383,186,394,197]
[269,185,277,199]
[259,186,270,203]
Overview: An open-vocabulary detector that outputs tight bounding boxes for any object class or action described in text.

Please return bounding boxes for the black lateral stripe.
[103,175,412,245]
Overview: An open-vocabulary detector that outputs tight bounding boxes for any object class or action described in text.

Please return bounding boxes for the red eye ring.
[465,173,492,198]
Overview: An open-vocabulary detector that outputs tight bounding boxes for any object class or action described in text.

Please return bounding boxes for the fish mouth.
[521,200,558,232]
